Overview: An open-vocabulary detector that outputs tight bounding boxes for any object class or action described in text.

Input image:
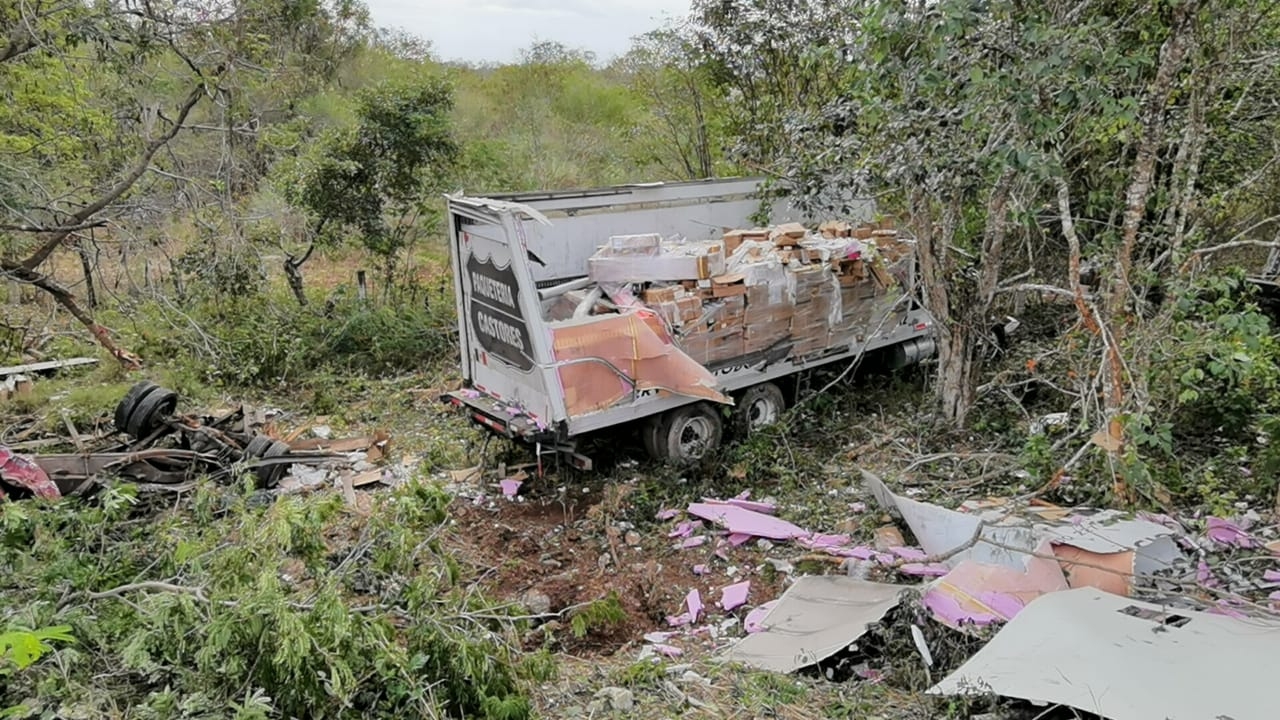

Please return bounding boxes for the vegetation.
[2,0,1280,716]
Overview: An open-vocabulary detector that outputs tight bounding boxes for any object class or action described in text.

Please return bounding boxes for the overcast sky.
[365,0,692,64]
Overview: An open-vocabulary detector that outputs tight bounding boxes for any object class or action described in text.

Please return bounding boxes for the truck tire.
[648,403,723,465]
[256,440,292,488]
[731,382,786,437]
[114,381,158,434]
[125,387,178,439]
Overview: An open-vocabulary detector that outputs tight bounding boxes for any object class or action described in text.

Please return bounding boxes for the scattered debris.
[929,587,1280,720]
[0,380,394,500]
[0,445,60,499]
[724,577,910,673]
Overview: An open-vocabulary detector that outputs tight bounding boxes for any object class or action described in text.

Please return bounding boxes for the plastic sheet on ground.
[550,310,729,417]
[929,587,1280,720]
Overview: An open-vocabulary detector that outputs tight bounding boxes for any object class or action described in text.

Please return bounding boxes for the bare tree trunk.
[284,241,316,307]
[77,237,97,309]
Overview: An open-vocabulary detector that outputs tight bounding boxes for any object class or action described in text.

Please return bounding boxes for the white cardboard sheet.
[724,576,910,673]
[929,587,1280,720]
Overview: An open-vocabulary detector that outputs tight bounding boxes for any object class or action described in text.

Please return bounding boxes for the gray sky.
[366,0,692,64]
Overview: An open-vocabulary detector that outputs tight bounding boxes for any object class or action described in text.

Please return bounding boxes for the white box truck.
[440,178,936,470]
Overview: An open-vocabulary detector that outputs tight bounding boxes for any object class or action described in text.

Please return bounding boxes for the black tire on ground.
[125,388,178,439]
[257,440,292,488]
[244,434,273,459]
[647,403,724,464]
[731,382,786,438]
[114,381,158,434]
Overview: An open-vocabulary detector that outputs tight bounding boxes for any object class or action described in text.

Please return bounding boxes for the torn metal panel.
[923,540,1069,628]
[551,310,729,417]
[0,445,60,499]
[929,587,1280,720]
[724,577,910,673]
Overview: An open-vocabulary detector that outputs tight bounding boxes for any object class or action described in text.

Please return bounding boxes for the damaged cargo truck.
[440,178,937,470]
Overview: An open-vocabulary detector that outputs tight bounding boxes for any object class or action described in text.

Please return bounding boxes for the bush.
[0,481,535,718]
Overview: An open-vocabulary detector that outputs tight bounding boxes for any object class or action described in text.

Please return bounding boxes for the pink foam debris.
[1197,561,1217,586]
[1206,517,1256,548]
[1265,570,1280,583]
[797,533,852,550]
[688,502,808,541]
[922,588,1000,626]
[899,562,950,577]
[723,498,778,514]
[889,546,928,561]
[499,478,522,498]
[1208,598,1249,620]
[668,520,703,538]
[744,600,778,633]
[719,581,750,611]
[665,612,692,627]
[686,589,704,622]
[680,535,707,549]
[652,643,683,658]
[976,591,1026,618]
[656,508,682,521]
[727,533,752,546]
[874,553,896,565]
[849,502,868,513]
[693,564,709,576]
[825,545,876,560]
[1270,591,1280,603]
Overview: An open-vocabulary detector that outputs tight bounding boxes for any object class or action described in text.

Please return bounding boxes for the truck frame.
[440,178,937,471]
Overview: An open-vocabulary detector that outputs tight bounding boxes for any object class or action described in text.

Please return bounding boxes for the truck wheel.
[125,387,178,439]
[114,381,158,434]
[732,382,786,437]
[649,403,723,464]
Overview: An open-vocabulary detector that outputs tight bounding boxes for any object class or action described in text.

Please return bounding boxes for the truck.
[440,177,937,471]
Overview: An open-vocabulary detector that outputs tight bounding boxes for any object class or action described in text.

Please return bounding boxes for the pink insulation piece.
[686,589,704,623]
[719,581,751,611]
[743,600,778,634]
[680,535,707,549]
[1206,517,1256,548]
[688,502,807,540]
[498,478,522,498]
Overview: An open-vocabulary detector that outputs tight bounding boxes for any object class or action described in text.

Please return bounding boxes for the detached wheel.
[244,434,273,459]
[114,381,158,434]
[731,382,786,437]
[648,403,724,465]
[125,387,178,439]
[256,440,291,488]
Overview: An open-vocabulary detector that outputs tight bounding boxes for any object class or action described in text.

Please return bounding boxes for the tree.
[283,77,458,304]
[0,0,371,364]
[616,26,728,180]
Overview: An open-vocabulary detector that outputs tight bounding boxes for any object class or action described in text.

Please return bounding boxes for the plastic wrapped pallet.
[588,238,726,283]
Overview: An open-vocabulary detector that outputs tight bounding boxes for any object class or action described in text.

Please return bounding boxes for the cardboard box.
[713,283,747,298]
[642,285,681,304]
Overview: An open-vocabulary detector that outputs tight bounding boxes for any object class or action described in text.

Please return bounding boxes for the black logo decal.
[466,253,534,372]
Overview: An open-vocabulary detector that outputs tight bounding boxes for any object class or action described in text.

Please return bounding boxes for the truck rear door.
[446,197,562,437]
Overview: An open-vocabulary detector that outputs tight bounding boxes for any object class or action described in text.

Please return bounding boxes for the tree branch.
[19,82,209,271]
[0,219,107,233]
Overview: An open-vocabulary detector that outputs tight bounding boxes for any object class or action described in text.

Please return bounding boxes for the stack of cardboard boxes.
[580,219,908,366]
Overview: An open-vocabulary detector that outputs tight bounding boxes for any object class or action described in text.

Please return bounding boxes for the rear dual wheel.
[642,382,787,464]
